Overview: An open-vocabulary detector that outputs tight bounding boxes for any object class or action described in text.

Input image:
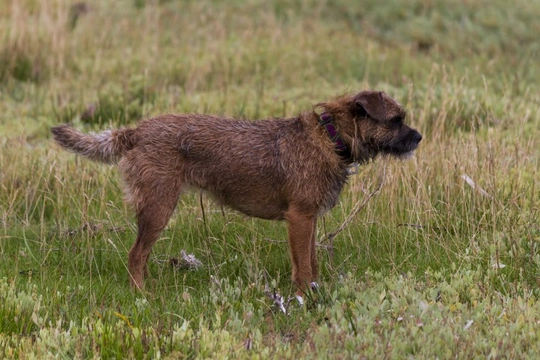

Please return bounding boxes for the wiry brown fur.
[51,90,421,295]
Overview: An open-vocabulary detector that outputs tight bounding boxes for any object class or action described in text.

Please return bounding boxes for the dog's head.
[316,90,422,162]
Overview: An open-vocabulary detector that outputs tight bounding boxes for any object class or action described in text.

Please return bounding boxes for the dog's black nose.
[411,130,422,144]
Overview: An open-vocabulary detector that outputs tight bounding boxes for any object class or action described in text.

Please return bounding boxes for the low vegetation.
[0,0,539,357]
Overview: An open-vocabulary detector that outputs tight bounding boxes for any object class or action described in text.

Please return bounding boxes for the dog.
[51,90,421,298]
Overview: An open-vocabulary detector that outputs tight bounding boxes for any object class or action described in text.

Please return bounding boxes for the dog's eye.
[389,116,402,125]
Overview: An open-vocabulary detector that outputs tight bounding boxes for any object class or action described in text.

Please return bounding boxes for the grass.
[1,0,539,358]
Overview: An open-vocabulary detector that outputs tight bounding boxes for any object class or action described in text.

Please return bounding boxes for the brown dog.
[51,90,421,296]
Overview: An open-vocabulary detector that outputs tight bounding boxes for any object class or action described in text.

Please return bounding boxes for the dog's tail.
[51,124,137,164]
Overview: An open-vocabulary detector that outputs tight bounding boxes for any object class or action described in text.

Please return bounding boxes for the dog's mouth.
[381,142,419,156]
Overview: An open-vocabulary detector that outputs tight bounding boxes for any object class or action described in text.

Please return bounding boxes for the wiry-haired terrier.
[52,90,421,301]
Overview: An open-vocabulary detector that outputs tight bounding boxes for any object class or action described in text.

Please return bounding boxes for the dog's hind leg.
[119,149,184,289]
[121,153,182,289]
[127,184,181,289]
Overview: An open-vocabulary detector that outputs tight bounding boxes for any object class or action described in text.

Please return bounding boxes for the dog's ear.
[353,91,386,121]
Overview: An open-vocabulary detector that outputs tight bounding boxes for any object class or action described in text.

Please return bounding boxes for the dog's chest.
[317,176,347,216]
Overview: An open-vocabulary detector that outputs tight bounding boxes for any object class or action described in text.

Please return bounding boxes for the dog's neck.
[318,112,352,162]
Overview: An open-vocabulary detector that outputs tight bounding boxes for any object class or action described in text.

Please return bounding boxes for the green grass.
[1,0,540,358]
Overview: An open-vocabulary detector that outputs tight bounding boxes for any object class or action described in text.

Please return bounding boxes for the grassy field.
[1,0,540,358]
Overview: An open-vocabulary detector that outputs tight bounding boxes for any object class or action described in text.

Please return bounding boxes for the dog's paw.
[295,294,304,306]
[310,282,319,291]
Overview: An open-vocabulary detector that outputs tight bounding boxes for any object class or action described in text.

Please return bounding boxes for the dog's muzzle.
[382,128,422,157]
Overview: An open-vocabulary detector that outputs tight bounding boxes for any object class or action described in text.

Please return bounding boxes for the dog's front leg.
[285,206,317,298]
